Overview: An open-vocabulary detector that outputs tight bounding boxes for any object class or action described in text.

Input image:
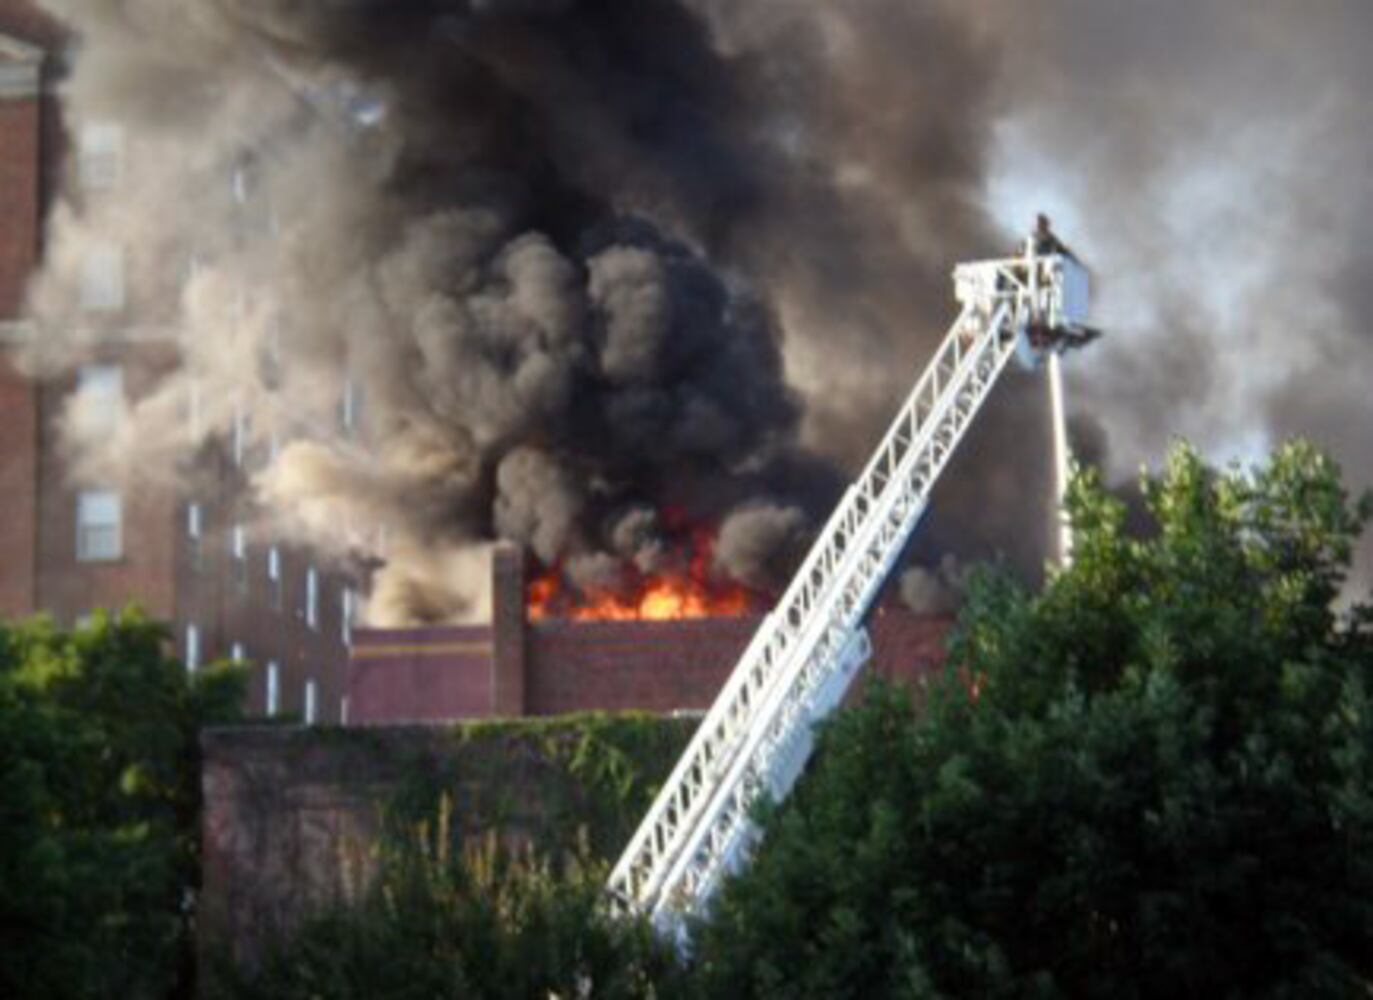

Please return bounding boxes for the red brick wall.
[490,544,526,715]
[33,348,181,623]
[0,0,63,48]
[525,609,950,716]
[525,617,754,715]
[0,2,55,618]
[347,604,951,722]
[866,607,955,686]
[0,95,39,318]
[349,626,494,724]
[0,354,35,616]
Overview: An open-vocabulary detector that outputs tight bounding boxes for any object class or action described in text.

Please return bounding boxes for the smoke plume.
[22,0,1373,621]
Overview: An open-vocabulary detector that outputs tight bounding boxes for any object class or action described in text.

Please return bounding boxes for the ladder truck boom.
[608,225,1098,942]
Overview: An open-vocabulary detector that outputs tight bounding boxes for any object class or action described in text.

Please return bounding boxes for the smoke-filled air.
[23,0,1373,623]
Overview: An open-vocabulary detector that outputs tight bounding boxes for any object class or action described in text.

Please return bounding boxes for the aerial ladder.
[607,222,1098,943]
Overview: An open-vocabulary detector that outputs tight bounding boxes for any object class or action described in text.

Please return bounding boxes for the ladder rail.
[645,303,1020,929]
[608,294,1008,912]
[608,237,1096,936]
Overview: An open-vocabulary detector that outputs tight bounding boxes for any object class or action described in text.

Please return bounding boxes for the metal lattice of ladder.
[607,231,1097,943]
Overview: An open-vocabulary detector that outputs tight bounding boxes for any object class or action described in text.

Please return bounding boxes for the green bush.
[214,799,686,1000]
[691,442,1373,998]
[0,608,245,999]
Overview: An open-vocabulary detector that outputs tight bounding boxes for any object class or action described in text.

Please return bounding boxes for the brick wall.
[525,616,754,715]
[200,717,694,971]
[0,355,34,616]
[33,349,181,623]
[193,473,359,724]
[349,625,494,724]
[490,543,526,714]
[524,610,950,715]
[0,93,39,318]
[347,548,952,721]
[0,0,63,48]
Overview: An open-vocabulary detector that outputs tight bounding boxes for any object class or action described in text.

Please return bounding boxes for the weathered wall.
[200,715,694,972]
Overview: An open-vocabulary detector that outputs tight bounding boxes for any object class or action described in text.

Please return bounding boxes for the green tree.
[691,441,1373,998]
[0,608,244,999]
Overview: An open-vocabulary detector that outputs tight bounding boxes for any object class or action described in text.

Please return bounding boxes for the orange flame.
[526,523,756,621]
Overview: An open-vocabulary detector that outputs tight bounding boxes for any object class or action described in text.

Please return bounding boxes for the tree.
[0,608,244,1000]
[691,442,1373,998]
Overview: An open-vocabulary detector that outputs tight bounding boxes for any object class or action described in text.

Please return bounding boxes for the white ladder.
[608,238,1095,941]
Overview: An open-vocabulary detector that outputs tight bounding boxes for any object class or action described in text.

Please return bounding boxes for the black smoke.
[26,0,1373,622]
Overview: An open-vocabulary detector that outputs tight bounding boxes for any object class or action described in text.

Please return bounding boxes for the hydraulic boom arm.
[608,228,1097,942]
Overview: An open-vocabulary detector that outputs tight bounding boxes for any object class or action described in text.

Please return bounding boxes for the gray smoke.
[714,502,808,593]
[21,0,1373,622]
[898,555,966,617]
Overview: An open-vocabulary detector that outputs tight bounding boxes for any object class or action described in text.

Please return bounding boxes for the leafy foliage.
[0,608,245,999]
[213,799,687,1000]
[382,712,695,863]
[691,442,1373,998]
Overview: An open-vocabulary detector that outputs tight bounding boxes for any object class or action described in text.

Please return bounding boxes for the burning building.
[348,544,951,723]
[0,0,358,722]
[5,0,1371,732]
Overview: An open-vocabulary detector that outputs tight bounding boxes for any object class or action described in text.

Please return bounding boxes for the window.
[231,404,249,467]
[186,502,202,570]
[266,661,280,717]
[304,679,318,726]
[305,566,318,629]
[341,588,354,646]
[80,244,124,311]
[340,696,349,726]
[340,378,362,435]
[230,524,248,591]
[267,546,283,610]
[78,122,123,189]
[76,364,123,425]
[76,490,121,561]
[185,623,200,673]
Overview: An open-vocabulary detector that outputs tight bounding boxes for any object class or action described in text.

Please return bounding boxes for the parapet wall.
[348,544,953,723]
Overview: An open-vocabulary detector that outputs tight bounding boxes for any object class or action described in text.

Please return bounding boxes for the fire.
[526,523,756,621]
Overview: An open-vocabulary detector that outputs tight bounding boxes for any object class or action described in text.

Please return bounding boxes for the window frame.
[266,661,280,717]
[79,243,125,312]
[78,121,123,190]
[75,489,122,562]
[305,566,318,629]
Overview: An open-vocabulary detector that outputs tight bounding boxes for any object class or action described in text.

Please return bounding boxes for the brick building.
[347,545,952,723]
[0,0,356,723]
[3,0,948,730]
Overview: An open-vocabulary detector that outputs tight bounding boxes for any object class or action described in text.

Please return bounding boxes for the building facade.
[348,544,952,723]
[0,0,356,723]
